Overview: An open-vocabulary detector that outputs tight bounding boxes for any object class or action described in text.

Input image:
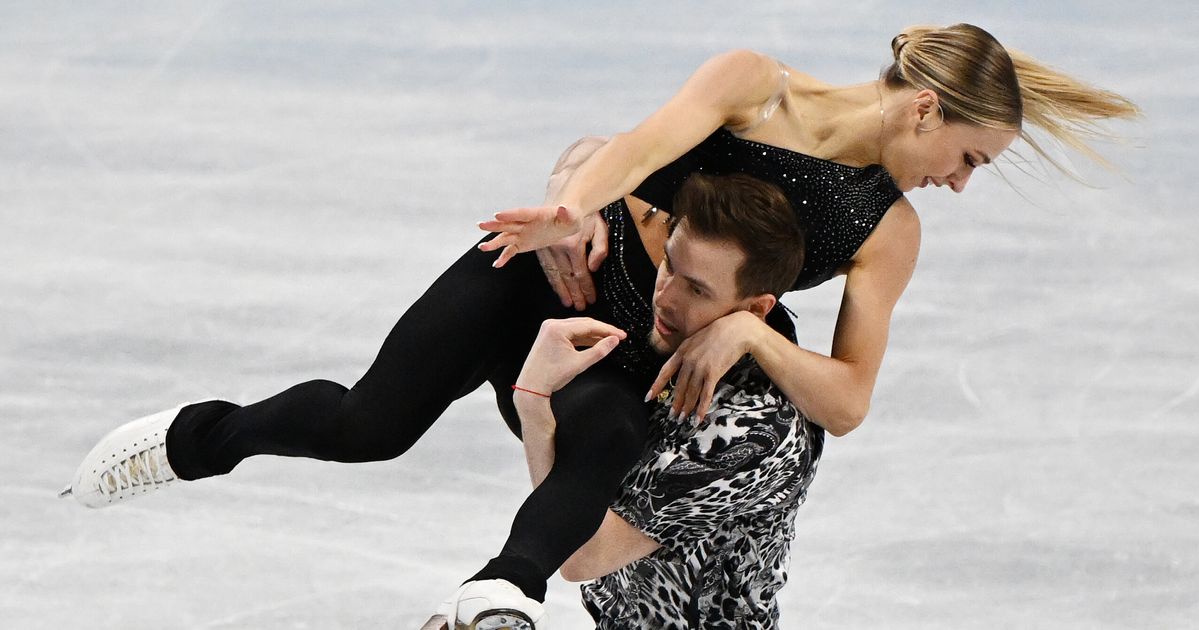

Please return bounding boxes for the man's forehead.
[666,225,744,292]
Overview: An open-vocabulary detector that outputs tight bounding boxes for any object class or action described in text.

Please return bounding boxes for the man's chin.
[647,331,675,356]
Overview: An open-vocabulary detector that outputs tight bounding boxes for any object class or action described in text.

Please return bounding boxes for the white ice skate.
[420,579,545,630]
[59,402,204,508]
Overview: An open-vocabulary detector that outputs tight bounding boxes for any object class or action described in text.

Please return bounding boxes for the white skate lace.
[98,440,176,499]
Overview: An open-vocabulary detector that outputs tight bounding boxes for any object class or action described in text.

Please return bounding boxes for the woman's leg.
[164,238,563,480]
[471,361,651,601]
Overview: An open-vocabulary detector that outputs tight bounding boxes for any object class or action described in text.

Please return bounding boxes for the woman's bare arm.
[651,198,920,436]
[479,49,785,266]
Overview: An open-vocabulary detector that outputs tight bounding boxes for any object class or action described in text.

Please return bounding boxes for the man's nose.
[658,276,683,309]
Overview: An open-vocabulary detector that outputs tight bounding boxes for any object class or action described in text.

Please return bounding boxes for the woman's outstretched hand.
[478,204,584,268]
[534,212,609,311]
[646,311,763,421]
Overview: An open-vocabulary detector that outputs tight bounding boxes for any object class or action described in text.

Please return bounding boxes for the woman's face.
[885,118,1018,194]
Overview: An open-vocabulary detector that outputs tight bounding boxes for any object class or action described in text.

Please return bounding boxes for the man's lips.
[654,314,676,337]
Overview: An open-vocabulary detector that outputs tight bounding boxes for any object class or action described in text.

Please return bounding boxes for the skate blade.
[58,484,73,499]
[471,610,535,630]
[419,614,449,630]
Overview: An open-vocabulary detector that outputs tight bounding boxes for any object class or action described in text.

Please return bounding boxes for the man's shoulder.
[717,357,798,414]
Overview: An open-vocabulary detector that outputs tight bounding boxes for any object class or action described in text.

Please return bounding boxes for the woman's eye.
[965,154,977,168]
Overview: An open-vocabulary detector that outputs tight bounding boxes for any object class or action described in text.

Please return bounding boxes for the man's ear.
[745,294,777,321]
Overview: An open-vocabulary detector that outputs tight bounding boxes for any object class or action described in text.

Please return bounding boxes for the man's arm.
[512,394,556,487]
[582,367,816,581]
[513,393,661,582]
[510,317,661,581]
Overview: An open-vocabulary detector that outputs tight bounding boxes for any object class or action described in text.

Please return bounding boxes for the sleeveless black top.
[631,128,903,290]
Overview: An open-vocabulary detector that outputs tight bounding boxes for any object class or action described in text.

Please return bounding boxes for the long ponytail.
[884,24,1140,174]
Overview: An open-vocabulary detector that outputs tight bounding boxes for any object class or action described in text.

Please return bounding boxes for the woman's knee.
[305,381,422,462]
[551,382,648,468]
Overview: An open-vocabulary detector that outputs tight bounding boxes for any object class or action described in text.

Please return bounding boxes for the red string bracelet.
[511,384,551,398]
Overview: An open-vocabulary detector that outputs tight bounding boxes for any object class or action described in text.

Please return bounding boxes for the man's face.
[648,222,751,355]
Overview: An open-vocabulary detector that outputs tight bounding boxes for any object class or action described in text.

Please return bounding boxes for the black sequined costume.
[634,128,903,290]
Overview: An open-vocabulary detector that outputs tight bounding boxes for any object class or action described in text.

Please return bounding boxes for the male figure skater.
[436,173,823,629]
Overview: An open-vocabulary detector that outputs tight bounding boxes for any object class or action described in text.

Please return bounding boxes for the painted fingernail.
[644,391,652,403]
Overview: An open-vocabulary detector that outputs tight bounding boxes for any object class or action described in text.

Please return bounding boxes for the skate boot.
[420,579,545,630]
[60,401,206,508]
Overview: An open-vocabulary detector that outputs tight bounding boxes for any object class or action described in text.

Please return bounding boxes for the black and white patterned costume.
[582,357,824,629]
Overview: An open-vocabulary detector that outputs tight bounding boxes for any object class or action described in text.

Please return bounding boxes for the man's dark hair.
[670,173,805,298]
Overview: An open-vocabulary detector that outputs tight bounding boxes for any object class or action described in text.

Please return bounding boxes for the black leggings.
[165,235,653,602]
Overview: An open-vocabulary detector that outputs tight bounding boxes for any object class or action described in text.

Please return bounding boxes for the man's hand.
[646,311,767,421]
[517,318,626,396]
[534,212,609,311]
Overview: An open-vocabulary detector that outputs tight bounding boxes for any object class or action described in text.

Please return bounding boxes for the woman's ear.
[913,89,944,131]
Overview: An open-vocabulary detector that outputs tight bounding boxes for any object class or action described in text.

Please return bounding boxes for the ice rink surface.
[2,1,1196,628]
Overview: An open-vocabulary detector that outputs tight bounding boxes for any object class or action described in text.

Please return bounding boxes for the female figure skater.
[65,23,1137,628]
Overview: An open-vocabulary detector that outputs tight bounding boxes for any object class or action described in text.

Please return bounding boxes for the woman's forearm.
[552,132,662,216]
[747,323,875,437]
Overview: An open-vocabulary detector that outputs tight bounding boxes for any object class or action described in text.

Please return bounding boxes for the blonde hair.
[883,23,1140,172]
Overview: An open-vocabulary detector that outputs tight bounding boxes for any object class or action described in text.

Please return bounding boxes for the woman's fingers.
[493,244,520,268]
[491,206,546,224]
[671,361,697,419]
[694,378,717,422]
[647,354,681,403]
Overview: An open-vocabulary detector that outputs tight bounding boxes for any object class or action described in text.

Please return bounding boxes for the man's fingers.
[577,335,620,370]
[565,240,595,307]
[557,317,625,341]
[550,247,585,310]
[575,271,597,307]
[587,219,609,272]
[536,250,572,306]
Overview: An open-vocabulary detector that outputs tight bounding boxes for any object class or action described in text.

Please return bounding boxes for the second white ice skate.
[421,579,545,630]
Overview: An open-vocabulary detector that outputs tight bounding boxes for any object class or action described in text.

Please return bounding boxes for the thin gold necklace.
[875,79,886,163]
